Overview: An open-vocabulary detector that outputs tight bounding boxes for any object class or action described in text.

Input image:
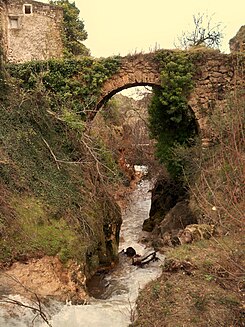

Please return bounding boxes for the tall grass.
[174,91,245,230]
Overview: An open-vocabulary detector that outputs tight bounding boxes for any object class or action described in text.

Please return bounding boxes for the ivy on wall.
[149,51,199,178]
[7,56,121,119]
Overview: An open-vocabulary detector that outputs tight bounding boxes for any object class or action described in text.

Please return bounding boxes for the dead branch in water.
[132,251,159,267]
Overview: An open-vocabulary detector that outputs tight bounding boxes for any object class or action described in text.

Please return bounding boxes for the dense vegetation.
[148,51,199,178]
[7,56,121,119]
[0,55,122,271]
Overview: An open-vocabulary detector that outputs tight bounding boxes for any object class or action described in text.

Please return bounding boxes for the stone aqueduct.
[95,49,244,139]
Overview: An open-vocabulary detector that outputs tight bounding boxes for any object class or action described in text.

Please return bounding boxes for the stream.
[0,179,164,327]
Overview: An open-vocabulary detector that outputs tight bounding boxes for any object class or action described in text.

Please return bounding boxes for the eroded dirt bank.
[0,256,88,304]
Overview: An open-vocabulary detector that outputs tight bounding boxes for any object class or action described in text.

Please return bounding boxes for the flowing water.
[0,179,164,327]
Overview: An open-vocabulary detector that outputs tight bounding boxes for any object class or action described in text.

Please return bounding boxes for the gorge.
[0,4,244,324]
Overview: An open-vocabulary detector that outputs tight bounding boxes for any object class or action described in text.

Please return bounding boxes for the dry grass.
[193,92,244,230]
[132,233,244,327]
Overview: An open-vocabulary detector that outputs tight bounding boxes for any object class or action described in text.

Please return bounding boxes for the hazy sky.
[43,0,244,57]
[61,0,244,57]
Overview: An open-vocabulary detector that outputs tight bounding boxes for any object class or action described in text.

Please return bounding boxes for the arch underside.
[96,82,161,112]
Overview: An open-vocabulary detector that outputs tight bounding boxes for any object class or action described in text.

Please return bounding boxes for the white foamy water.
[0,180,164,327]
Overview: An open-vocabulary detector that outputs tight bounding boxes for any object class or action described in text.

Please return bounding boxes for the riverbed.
[0,180,164,327]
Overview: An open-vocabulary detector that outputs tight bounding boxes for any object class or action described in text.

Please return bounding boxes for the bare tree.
[176,13,224,49]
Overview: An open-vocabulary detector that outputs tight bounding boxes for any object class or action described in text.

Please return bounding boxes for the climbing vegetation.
[148,51,199,178]
[49,0,90,57]
[7,56,121,119]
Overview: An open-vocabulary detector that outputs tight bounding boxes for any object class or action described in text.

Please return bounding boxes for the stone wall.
[188,51,239,137]
[1,0,63,63]
[229,26,245,53]
[96,53,161,110]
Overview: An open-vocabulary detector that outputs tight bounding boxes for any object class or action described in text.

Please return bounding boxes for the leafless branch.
[41,137,60,170]
[176,13,224,49]
[0,296,52,326]
[0,273,52,326]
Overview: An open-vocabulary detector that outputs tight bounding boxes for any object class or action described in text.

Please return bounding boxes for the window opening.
[9,17,19,29]
[24,4,32,14]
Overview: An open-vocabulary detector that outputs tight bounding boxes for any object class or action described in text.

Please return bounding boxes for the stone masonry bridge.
[94,27,245,138]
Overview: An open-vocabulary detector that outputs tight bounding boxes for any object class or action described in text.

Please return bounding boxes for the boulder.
[178,224,218,244]
[125,247,136,257]
[142,178,187,232]
[158,199,198,236]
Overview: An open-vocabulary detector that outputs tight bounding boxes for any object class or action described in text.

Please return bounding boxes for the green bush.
[7,56,121,118]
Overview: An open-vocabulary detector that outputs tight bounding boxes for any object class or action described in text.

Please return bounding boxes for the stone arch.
[92,50,243,140]
[91,53,161,118]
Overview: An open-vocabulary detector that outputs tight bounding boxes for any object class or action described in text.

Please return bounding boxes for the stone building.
[0,0,63,63]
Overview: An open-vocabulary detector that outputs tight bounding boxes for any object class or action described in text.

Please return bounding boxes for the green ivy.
[7,56,121,119]
[149,51,199,178]
[49,0,90,57]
